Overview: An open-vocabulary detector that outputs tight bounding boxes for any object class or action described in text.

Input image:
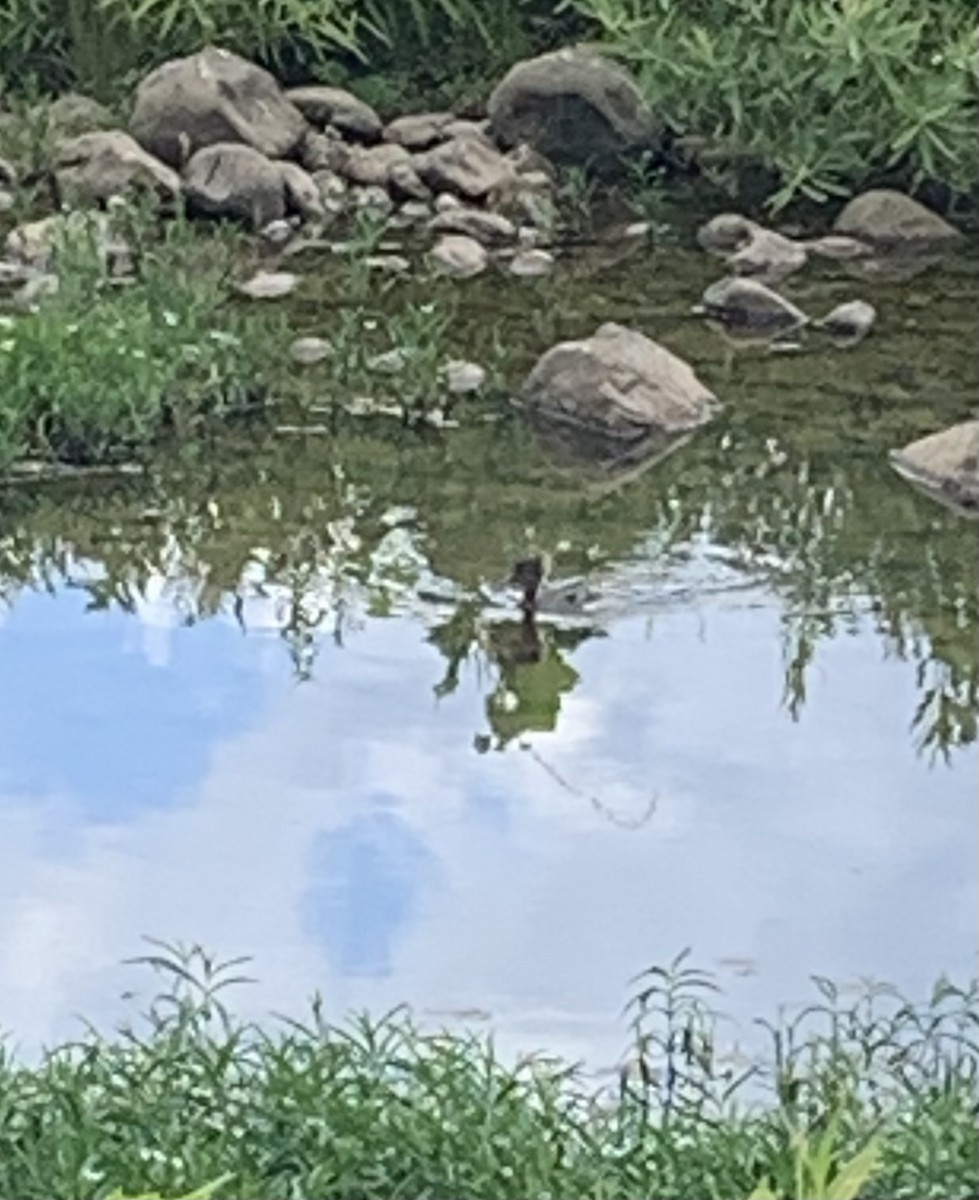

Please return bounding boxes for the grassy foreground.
[0,945,975,1199]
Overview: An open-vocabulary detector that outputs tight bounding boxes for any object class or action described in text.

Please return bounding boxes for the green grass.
[0,943,975,1199]
[0,205,285,471]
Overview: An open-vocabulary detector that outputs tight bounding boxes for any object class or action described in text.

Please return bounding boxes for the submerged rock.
[833,189,960,247]
[131,47,307,168]
[384,112,456,150]
[815,299,877,342]
[488,49,658,175]
[890,421,978,513]
[278,161,325,222]
[521,322,717,443]
[429,233,488,278]
[700,277,808,331]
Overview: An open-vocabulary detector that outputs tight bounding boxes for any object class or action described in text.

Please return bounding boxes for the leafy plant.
[567,0,979,209]
[0,204,283,469]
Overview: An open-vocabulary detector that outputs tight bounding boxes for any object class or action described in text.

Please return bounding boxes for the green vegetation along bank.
[1,0,976,210]
[0,945,976,1199]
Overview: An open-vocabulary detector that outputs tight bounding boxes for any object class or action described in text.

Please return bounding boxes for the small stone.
[298,129,346,173]
[259,218,295,247]
[290,336,331,365]
[384,112,456,150]
[388,160,432,202]
[428,207,516,246]
[815,299,877,342]
[443,360,486,393]
[435,192,463,212]
[368,348,407,374]
[0,189,14,214]
[394,200,433,225]
[235,270,299,300]
[429,233,488,278]
[697,213,756,254]
[312,169,348,204]
[508,248,555,277]
[805,234,873,261]
[890,420,979,511]
[365,254,411,274]
[726,227,808,282]
[700,277,808,331]
[350,185,394,215]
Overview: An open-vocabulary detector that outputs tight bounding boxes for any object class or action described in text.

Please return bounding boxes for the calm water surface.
[1,222,976,1064]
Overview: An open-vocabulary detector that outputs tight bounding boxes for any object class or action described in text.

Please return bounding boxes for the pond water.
[1,215,976,1067]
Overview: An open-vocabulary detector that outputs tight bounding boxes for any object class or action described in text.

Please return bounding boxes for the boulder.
[384,112,456,150]
[487,49,658,175]
[130,47,307,168]
[415,136,513,200]
[890,421,978,513]
[429,233,488,278]
[285,86,381,142]
[428,207,516,246]
[833,189,960,246]
[51,131,182,209]
[521,322,716,442]
[700,277,808,331]
[184,143,286,227]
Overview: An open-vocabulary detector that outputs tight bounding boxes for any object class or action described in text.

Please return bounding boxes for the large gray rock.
[415,136,513,200]
[488,49,658,175]
[890,421,978,513]
[131,47,307,168]
[522,323,716,442]
[285,86,381,142]
[52,131,182,209]
[833,189,960,246]
[184,143,286,227]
